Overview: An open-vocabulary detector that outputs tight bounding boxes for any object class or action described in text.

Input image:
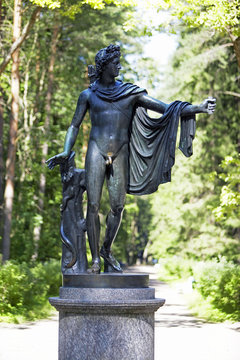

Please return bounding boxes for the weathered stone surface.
[58,312,154,360]
[59,286,155,301]
[49,297,164,315]
[49,274,165,360]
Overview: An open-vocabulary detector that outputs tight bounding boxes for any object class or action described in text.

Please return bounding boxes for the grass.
[185,291,231,323]
[0,301,57,324]
[157,258,240,323]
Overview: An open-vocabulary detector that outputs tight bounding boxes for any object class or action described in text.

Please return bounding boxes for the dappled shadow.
[225,324,240,333]
[155,316,204,328]
[127,266,206,328]
[0,316,58,331]
[18,326,31,330]
[155,309,206,328]
[0,324,33,330]
[163,303,188,307]
[149,279,166,286]
[155,299,207,329]
[231,327,240,333]
[125,266,157,275]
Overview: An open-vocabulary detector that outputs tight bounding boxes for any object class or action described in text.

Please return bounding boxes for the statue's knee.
[111,205,124,216]
[88,202,99,214]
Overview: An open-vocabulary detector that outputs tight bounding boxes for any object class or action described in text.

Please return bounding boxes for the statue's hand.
[46,152,69,170]
[199,98,216,114]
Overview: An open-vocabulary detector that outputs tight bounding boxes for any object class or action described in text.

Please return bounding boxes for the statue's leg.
[100,145,128,271]
[85,141,106,273]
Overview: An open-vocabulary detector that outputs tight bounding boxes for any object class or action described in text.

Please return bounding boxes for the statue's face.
[103,56,121,78]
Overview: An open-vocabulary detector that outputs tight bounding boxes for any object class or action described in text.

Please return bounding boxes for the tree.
[0,88,4,239]
[0,5,41,75]
[155,0,240,68]
[32,21,60,258]
[148,25,240,263]
[213,154,240,227]
[1,0,138,262]
[0,0,135,75]
[2,0,22,262]
[0,0,146,262]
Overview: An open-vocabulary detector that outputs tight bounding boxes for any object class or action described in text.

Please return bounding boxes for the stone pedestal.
[49,273,165,360]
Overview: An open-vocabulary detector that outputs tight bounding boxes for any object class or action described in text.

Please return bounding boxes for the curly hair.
[95,44,121,78]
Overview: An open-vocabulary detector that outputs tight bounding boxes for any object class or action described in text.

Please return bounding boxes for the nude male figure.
[47,44,216,274]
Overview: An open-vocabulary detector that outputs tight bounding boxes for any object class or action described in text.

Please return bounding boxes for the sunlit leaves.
[158,0,240,36]
[30,0,61,8]
[30,0,136,11]
[213,154,240,222]
[148,19,240,263]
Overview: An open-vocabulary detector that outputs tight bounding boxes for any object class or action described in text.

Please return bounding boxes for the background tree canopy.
[0,0,147,263]
[0,0,239,322]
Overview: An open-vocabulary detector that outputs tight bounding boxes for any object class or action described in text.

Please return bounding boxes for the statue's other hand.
[200,98,216,115]
[46,152,69,170]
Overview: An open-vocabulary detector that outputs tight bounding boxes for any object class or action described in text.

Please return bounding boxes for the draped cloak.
[90,80,196,196]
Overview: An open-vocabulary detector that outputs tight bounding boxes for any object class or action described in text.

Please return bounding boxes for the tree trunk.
[2,0,21,262]
[229,34,240,69]
[20,31,38,182]
[0,6,40,75]
[32,22,59,259]
[233,37,240,69]
[0,0,6,241]
[0,89,4,239]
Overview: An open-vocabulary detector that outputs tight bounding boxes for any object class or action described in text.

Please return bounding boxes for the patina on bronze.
[47,44,216,274]
[58,151,88,274]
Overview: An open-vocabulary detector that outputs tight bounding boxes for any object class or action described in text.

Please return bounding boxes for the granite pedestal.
[49,273,165,360]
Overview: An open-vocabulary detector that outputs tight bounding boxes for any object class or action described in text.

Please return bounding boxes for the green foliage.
[0,1,146,263]
[145,16,240,322]
[30,0,61,9]
[212,153,240,224]
[157,257,194,282]
[193,259,240,321]
[149,148,239,262]
[0,260,61,322]
[158,257,240,322]
[148,25,240,263]
[2,1,239,329]
[153,0,240,37]
[30,0,136,11]
[38,258,62,295]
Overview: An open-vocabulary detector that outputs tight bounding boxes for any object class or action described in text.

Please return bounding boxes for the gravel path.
[0,265,239,360]
[131,265,240,360]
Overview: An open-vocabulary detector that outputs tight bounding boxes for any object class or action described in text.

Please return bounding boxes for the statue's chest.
[89,93,133,114]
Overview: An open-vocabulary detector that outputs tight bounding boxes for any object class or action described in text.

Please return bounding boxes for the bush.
[39,259,62,296]
[0,262,31,314]
[158,257,194,282]
[158,257,240,322]
[193,259,240,321]
[0,259,61,322]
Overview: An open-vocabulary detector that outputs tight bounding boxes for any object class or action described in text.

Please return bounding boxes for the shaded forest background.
[0,0,239,322]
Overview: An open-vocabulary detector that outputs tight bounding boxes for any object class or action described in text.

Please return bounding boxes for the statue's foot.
[100,247,123,273]
[87,259,101,274]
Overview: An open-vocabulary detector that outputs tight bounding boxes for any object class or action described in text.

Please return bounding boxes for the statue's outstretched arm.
[181,98,216,116]
[136,94,167,114]
[136,94,216,116]
[46,90,89,169]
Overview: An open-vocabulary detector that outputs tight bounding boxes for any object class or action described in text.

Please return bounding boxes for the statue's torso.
[88,91,137,156]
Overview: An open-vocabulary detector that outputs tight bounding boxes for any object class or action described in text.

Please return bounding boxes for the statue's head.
[95,44,121,78]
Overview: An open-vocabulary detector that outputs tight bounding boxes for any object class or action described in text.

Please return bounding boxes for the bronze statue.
[47,44,216,274]
[59,151,88,274]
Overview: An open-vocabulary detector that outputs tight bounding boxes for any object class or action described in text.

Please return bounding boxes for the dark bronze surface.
[62,273,149,288]
[59,152,87,274]
[46,44,216,274]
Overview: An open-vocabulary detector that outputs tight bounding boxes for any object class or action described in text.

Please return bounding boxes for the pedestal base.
[49,273,165,360]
